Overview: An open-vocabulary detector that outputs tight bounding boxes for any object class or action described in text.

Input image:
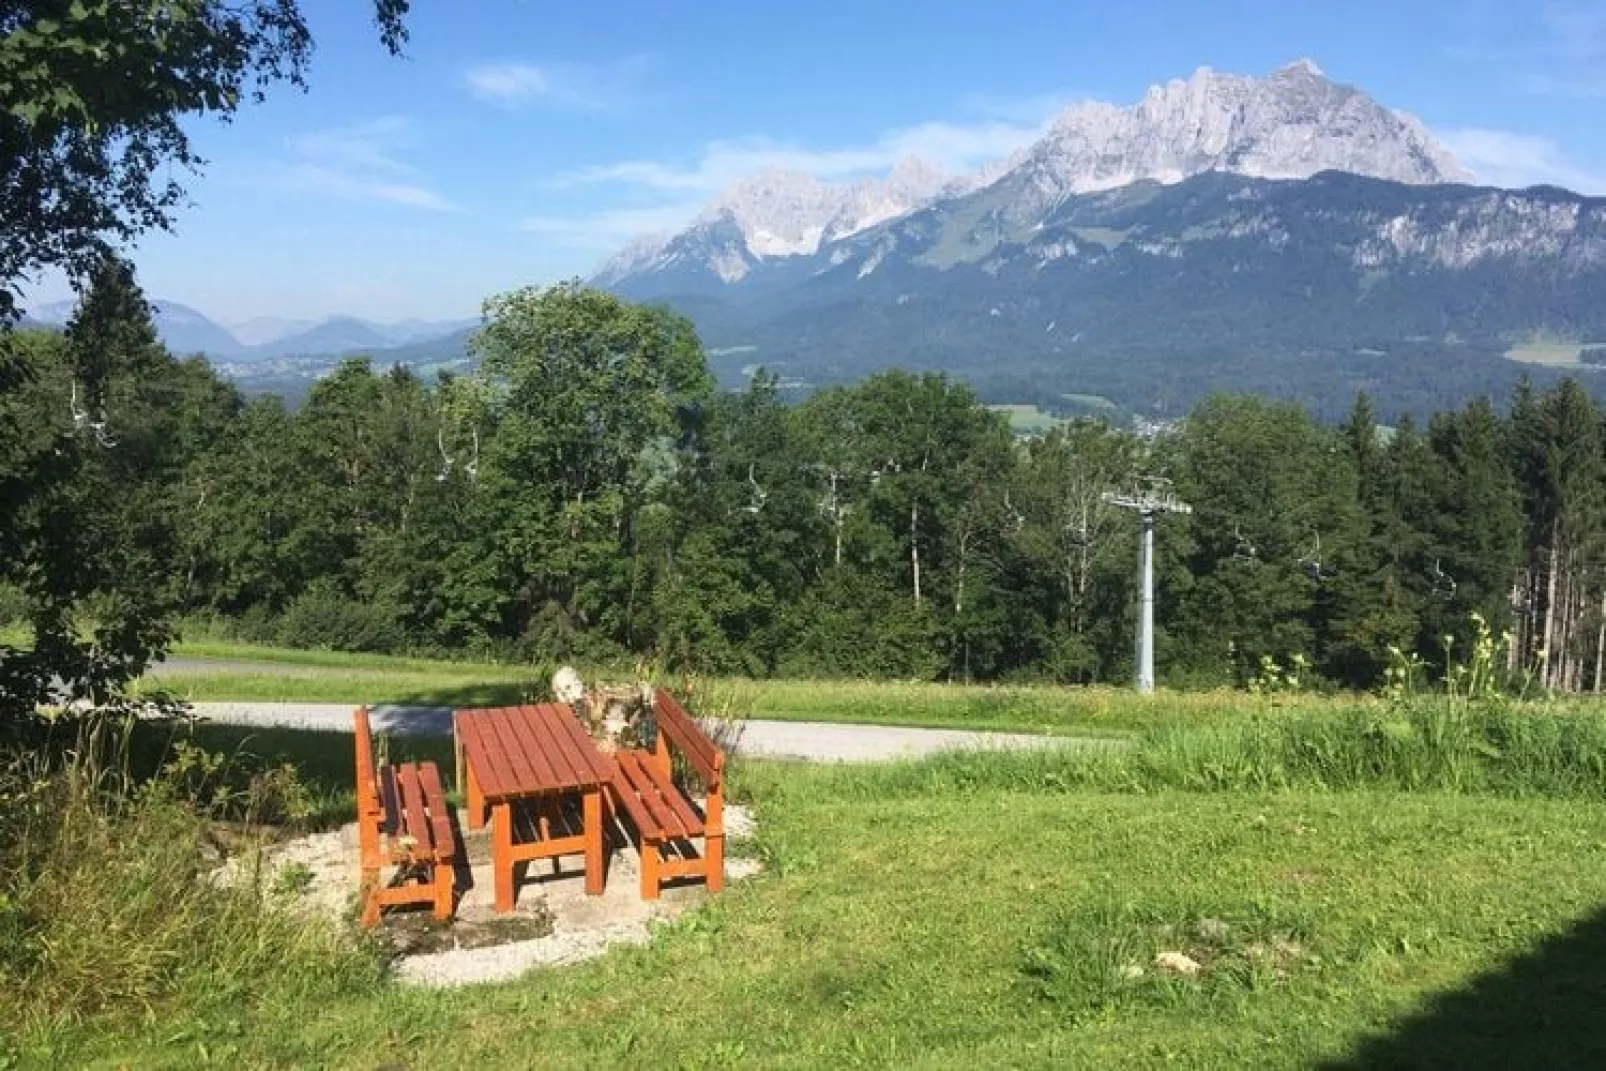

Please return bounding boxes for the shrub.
[275,581,407,653]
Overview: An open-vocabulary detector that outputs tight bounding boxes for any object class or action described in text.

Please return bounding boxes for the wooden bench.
[607,688,725,900]
[353,706,459,927]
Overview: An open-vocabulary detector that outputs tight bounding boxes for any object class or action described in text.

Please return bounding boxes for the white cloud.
[525,100,1065,256]
[520,200,708,250]
[1440,127,1606,193]
[960,90,1086,125]
[559,116,1051,195]
[465,63,550,104]
[281,117,463,212]
[464,58,649,110]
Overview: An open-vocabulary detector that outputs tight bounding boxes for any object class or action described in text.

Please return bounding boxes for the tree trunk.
[825,470,846,569]
[910,502,922,605]
[1595,586,1606,693]
[1542,521,1560,689]
[954,532,967,617]
[1509,573,1528,676]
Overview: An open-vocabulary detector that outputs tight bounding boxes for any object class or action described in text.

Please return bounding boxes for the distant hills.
[596,60,1606,420]
[22,298,477,364]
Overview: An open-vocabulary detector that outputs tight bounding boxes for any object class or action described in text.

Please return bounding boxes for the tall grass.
[802,699,1606,802]
[801,615,1606,802]
[0,718,383,1042]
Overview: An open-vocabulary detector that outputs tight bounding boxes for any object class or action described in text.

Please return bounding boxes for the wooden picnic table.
[453,704,615,911]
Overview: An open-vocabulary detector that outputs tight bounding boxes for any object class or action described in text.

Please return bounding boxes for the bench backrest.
[653,688,724,788]
[353,706,384,869]
[353,706,380,813]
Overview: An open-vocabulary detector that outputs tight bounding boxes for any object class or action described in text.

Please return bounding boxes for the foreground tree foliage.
[0,258,239,726]
[0,3,407,728]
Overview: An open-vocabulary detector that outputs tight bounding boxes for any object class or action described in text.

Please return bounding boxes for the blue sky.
[28,0,1606,323]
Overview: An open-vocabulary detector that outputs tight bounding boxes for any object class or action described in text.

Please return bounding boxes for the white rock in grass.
[1154,951,1202,976]
[552,666,586,704]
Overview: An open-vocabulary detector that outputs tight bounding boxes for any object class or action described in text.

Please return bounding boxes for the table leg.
[493,801,515,912]
[453,714,462,796]
[466,764,485,832]
[584,788,603,896]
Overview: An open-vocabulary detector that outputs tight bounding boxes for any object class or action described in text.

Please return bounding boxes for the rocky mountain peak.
[701,169,844,257]
[1020,60,1468,209]
[1277,57,1325,78]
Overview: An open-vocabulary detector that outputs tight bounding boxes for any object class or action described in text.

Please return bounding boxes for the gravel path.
[187,702,1105,762]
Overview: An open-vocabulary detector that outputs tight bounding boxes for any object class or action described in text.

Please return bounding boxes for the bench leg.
[640,839,662,901]
[359,874,382,928]
[492,801,515,912]
[706,833,725,894]
[433,860,455,921]
[583,788,604,896]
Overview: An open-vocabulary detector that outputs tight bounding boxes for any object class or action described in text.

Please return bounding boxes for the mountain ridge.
[23,299,477,362]
[596,59,1471,295]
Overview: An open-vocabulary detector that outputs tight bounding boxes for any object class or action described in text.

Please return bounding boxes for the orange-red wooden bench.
[353,706,459,927]
[607,688,726,900]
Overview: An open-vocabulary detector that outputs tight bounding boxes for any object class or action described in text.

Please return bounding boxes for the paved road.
[188,702,1104,763]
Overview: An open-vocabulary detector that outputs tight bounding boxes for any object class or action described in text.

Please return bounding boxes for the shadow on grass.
[128,719,457,827]
[1327,902,1606,1070]
[378,682,532,708]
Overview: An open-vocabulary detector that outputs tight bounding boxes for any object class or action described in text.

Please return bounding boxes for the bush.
[275,581,407,653]
[776,574,943,680]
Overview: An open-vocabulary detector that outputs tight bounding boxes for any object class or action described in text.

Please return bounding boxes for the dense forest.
[6,260,1605,696]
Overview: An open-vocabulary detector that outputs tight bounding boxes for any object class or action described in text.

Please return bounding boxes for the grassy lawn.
[131,639,1377,736]
[27,751,1606,1069]
[137,639,539,706]
[139,670,537,707]
[989,403,1071,435]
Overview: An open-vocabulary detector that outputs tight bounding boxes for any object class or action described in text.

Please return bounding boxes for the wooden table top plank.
[471,710,530,801]
[569,705,621,783]
[458,707,519,800]
[550,700,615,783]
[519,703,573,786]
[460,711,515,799]
[500,705,562,789]
[481,712,539,796]
[521,703,607,792]
[538,703,595,786]
[455,704,611,802]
